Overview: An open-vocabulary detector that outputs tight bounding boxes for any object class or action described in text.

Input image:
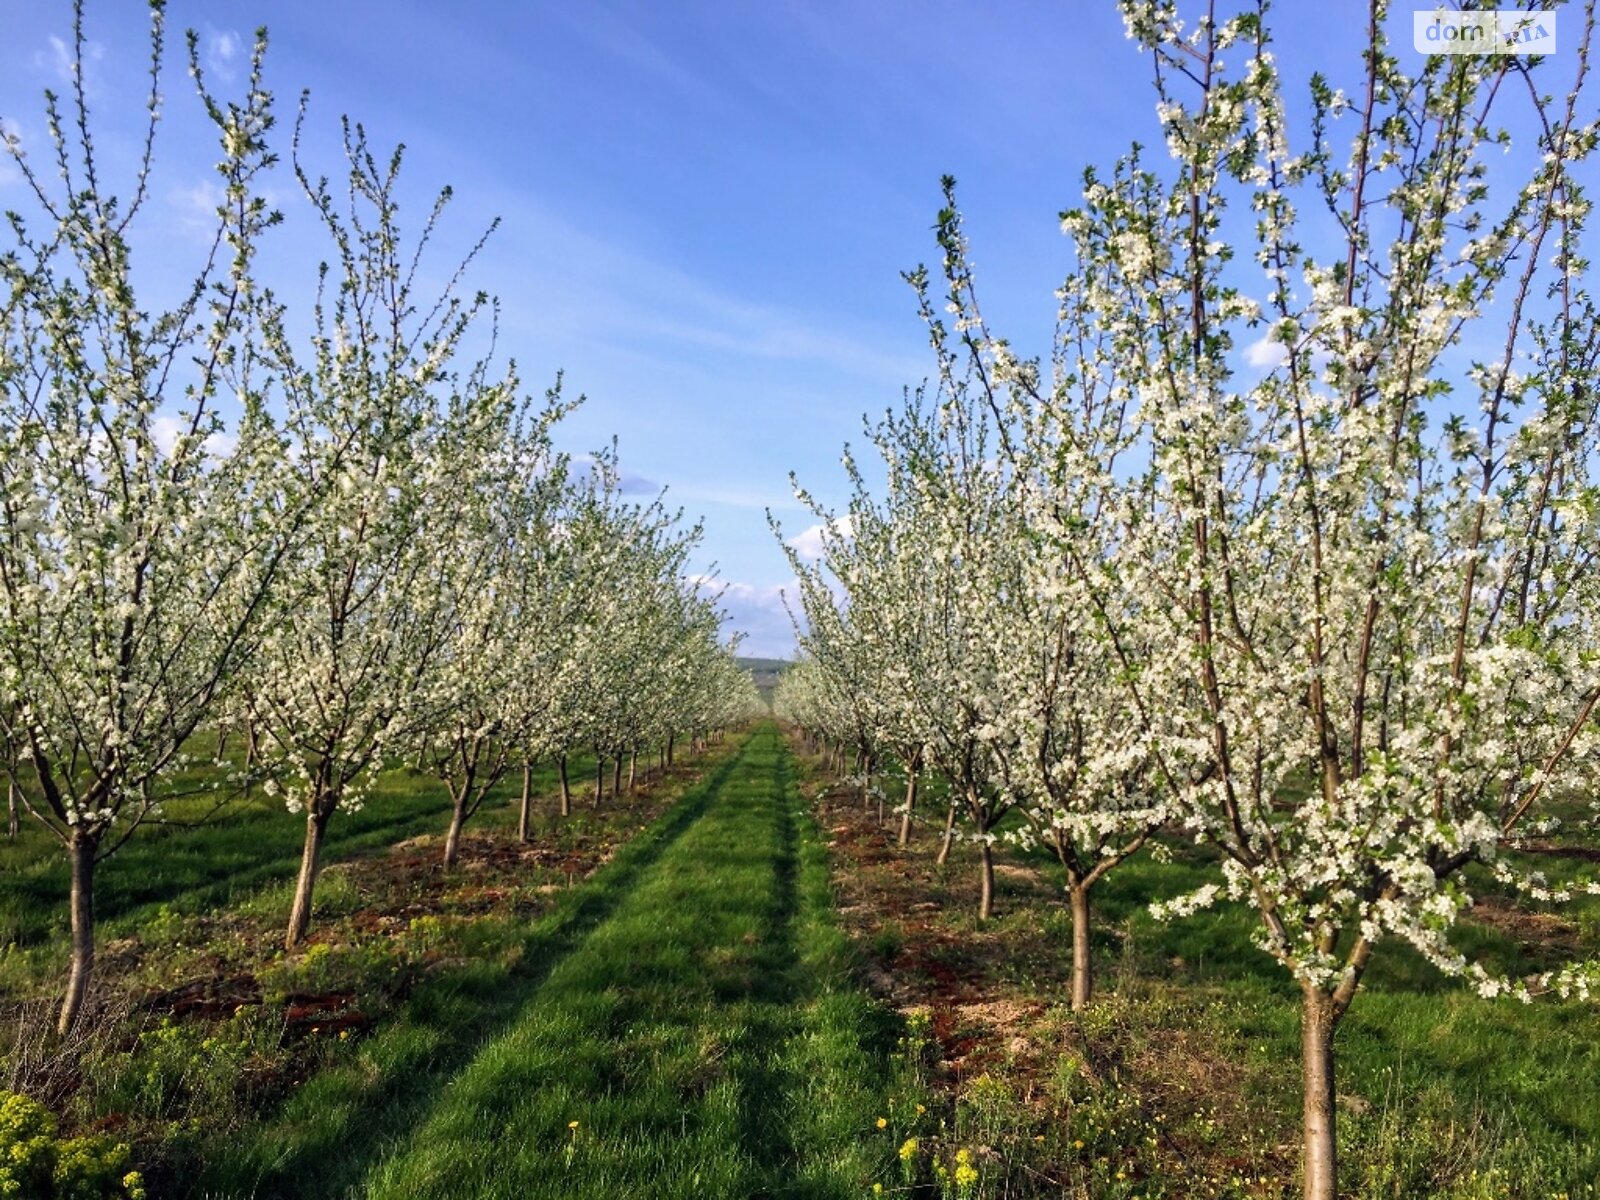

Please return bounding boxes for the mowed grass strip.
[192,742,746,1200]
[360,722,894,1199]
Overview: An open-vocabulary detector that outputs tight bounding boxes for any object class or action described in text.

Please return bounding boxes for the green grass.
[1083,851,1600,1179]
[816,751,1600,1198]
[10,720,1589,1198]
[164,724,901,1199]
[187,742,747,1200]
[0,751,606,968]
[337,723,895,1200]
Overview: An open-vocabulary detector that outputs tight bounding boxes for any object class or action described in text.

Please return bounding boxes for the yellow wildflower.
[953,1147,978,1188]
[875,1116,888,1129]
[898,1137,918,1163]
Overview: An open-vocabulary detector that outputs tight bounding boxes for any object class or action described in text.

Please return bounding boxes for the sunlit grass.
[356,723,895,1199]
[190,741,744,1199]
[0,749,609,976]
[818,748,1600,1198]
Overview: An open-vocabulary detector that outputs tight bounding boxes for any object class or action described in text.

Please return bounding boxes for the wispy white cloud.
[40,35,73,83]
[168,179,225,237]
[150,414,238,463]
[35,34,103,88]
[691,574,799,658]
[1242,332,1289,370]
[204,28,242,82]
[785,515,851,561]
[484,194,925,386]
[550,9,715,102]
[167,177,281,241]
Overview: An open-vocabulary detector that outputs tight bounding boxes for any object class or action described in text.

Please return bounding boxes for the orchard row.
[0,8,762,1039]
[774,5,1600,1198]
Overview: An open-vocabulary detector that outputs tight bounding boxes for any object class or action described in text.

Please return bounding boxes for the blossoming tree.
[242,104,550,948]
[414,390,575,866]
[1000,3,1599,1193]
[788,393,1025,919]
[0,6,283,1033]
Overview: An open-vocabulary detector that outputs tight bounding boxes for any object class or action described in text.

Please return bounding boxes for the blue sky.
[0,2,1444,656]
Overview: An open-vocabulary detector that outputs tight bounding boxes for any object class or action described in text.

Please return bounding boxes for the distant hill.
[737,656,791,706]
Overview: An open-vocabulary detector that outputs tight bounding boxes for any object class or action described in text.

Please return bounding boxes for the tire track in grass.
[193,744,746,1200]
[359,723,896,1200]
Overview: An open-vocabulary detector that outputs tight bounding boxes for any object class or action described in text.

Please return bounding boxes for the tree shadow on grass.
[736,745,904,1199]
[188,751,740,1200]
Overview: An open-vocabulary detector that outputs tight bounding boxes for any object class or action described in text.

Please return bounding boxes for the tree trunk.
[1069,883,1092,1010]
[897,770,918,848]
[6,779,17,839]
[517,762,534,843]
[1300,985,1339,1200]
[443,790,468,867]
[612,754,623,798]
[558,755,571,817]
[977,838,995,921]
[57,831,98,1035]
[243,721,258,795]
[594,756,605,808]
[935,801,958,865]
[286,803,332,950]
[666,733,675,766]
[627,748,637,792]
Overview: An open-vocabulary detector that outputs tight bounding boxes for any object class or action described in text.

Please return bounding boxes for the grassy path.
[192,744,743,1199]
[350,722,895,1199]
